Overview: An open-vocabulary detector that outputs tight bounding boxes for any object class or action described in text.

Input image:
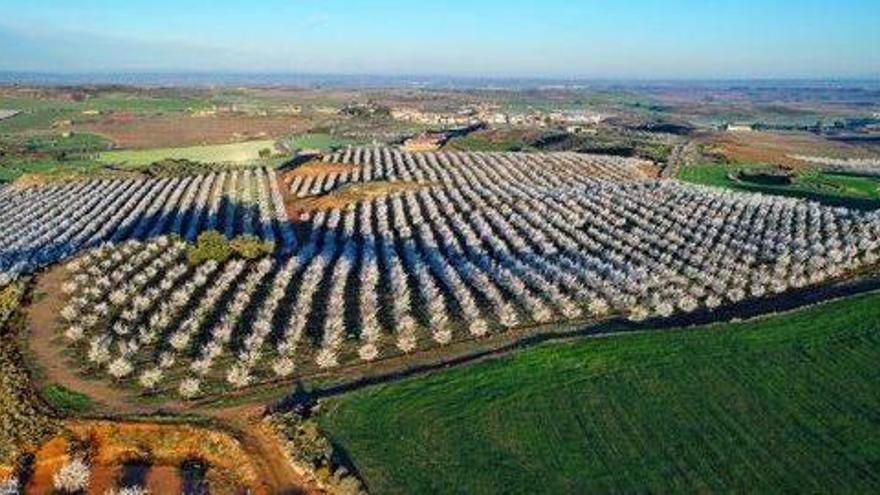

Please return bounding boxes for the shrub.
[270,412,333,468]
[230,235,275,260]
[186,231,233,265]
[144,158,220,177]
[187,232,274,265]
[268,411,366,494]
[0,282,59,464]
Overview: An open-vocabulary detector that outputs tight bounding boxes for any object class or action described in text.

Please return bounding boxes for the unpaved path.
[26,264,144,414]
[210,405,324,495]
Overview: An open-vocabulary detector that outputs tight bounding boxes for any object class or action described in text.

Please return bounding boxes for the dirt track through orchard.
[26,265,143,414]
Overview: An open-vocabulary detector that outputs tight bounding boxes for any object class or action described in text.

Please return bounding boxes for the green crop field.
[678,163,880,209]
[0,93,213,134]
[320,292,880,494]
[0,93,211,114]
[0,158,104,184]
[0,132,111,155]
[97,139,279,166]
[279,133,360,151]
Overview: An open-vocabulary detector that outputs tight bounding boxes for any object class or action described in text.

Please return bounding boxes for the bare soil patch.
[636,162,661,178]
[284,161,358,179]
[296,181,427,211]
[279,162,424,218]
[22,419,262,494]
[26,264,144,414]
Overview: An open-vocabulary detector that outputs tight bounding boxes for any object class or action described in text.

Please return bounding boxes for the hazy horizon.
[3,71,880,91]
[1,0,879,80]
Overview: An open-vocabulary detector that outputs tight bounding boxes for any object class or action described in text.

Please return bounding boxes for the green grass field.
[279,133,360,151]
[0,93,213,134]
[0,158,104,183]
[320,292,880,494]
[0,93,211,114]
[97,139,278,167]
[0,132,111,154]
[678,163,880,209]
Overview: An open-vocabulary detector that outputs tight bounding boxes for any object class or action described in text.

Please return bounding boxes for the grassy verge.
[677,163,880,209]
[319,291,880,494]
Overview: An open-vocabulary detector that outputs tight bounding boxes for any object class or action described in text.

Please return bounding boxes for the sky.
[0,0,878,79]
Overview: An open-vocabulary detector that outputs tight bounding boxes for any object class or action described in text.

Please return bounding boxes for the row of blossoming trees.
[8,148,880,398]
[0,167,295,286]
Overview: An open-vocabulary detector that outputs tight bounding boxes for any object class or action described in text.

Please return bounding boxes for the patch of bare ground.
[22,419,263,494]
[284,161,358,179]
[26,264,146,415]
[279,161,428,217]
[297,181,428,211]
[636,162,661,178]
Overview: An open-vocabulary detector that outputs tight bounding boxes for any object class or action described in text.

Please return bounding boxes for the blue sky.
[1,0,878,78]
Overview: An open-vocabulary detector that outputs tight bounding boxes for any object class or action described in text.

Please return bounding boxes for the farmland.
[97,139,280,167]
[278,132,361,152]
[319,290,880,493]
[678,163,880,209]
[79,113,312,149]
[0,147,875,401]
[1,80,880,494]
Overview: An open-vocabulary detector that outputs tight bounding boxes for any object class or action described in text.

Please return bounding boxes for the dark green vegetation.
[320,292,880,494]
[0,132,111,183]
[0,132,111,155]
[40,384,93,414]
[446,128,672,163]
[0,157,105,184]
[186,231,275,265]
[0,282,58,463]
[678,163,880,209]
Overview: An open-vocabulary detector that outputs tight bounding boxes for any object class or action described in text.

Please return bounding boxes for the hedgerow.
[0,282,59,464]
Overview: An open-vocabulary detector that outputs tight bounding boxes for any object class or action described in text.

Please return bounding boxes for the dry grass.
[279,160,428,218]
[284,161,358,178]
[297,181,428,211]
[636,162,661,178]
